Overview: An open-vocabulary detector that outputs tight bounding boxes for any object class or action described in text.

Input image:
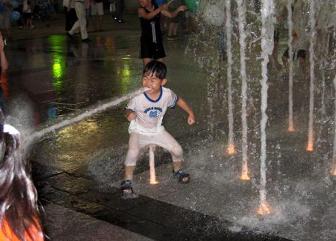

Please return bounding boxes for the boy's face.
[142,72,166,94]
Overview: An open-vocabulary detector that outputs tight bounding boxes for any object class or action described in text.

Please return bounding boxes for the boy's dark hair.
[143,60,167,80]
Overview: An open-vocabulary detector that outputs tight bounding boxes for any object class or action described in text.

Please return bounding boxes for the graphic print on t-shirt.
[144,107,163,118]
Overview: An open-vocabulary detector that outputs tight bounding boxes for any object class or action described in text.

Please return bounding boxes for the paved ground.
[3,10,335,241]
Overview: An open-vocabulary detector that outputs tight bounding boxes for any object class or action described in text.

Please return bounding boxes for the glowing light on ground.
[150,178,159,185]
[257,200,272,216]
[240,161,250,180]
[287,126,295,132]
[306,140,314,152]
[226,143,236,155]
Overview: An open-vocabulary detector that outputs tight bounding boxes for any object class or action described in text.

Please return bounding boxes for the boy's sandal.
[174,170,190,184]
[120,180,138,199]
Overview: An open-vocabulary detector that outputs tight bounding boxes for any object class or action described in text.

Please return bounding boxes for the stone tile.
[44,204,154,241]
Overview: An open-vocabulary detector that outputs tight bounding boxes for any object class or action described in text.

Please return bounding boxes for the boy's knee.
[124,159,137,166]
[172,144,183,158]
[125,149,139,166]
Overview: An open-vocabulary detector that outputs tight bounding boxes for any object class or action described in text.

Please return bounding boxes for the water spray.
[257,0,275,215]
[23,88,146,148]
[306,0,316,152]
[225,0,236,156]
[331,75,336,176]
[236,0,250,180]
[149,145,159,184]
[287,0,295,132]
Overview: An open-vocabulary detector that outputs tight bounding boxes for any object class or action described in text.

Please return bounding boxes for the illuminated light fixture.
[257,200,272,216]
[240,161,250,180]
[226,143,236,155]
[306,142,314,152]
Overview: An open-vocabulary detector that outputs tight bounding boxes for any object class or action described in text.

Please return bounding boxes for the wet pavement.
[3,11,334,241]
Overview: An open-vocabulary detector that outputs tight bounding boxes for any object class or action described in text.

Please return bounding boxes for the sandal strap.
[174,169,189,178]
[121,180,133,190]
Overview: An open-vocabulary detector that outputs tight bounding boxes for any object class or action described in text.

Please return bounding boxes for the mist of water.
[332,75,336,175]
[259,0,275,204]
[306,0,316,152]
[236,0,249,179]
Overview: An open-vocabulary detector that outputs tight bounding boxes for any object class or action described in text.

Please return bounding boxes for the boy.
[121,60,195,198]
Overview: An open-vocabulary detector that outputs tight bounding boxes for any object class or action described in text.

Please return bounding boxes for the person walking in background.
[0,0,12,38]
[63,0,78,31]
[91,0,104,31]
[67,0,89,42]
[167,0,184,40]
[0,109,45,241]
[23,0,34,29]
[137,0,187,66]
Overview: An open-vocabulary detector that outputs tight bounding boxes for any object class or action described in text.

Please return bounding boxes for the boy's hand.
[178,5,187,12]
[125,110,136,122]
[187,113,195,125]
[127,112,136,122]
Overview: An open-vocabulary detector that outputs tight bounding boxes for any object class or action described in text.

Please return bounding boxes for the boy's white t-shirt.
[126,87,178,135]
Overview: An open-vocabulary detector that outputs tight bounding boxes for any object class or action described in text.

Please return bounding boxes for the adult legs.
[115,0,124,22]
[69,2,88,40]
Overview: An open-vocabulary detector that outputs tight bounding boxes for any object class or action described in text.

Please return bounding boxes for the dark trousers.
[65,7,78,31]
[115,0,124,20]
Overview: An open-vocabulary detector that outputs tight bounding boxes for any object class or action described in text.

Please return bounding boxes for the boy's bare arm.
[138,4,165,20]
[161,5,187,18]
[177,97,195,125]
[125,109,136,122]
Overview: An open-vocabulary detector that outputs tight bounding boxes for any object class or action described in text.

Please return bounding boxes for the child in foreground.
[121,60,195,198]
[0,109,44,241]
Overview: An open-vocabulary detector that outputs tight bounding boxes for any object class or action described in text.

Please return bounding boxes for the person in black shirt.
[138,0,187,66]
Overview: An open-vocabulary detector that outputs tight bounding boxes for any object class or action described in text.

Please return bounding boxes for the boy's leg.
[154,130,190,183]
[124,132,141,180]
[124,165,135,181]
[121,133,146,198]
[172,161,182,173]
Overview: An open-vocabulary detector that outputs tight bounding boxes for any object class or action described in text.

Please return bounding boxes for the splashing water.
[149,145,159,184]
[306,0,316,152]
[331,75,336,176]
[225,0,235,155]
[287,0,295,132]
[259,0,275,213]
[23,88,145,148]
[236,0,249,180]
